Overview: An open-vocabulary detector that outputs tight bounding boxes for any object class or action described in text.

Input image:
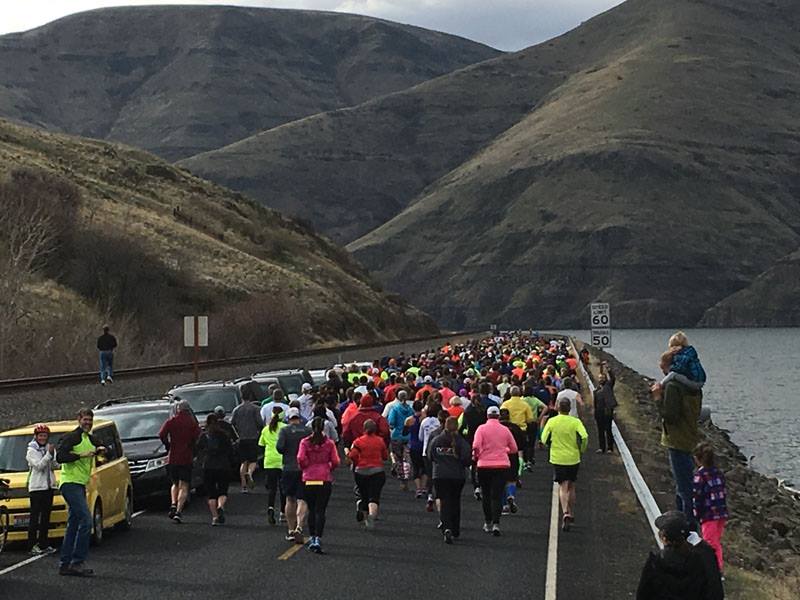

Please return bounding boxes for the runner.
[260,388,290,424]
[499,408,526,514]
[428,417,471,544]
[521,386,548,469]
[26,423,57,555]
[348,419,388,529]
[158,399,201,523]
[55,409,106,576]
[407,400,426,499]
[387,390,414,490]
[276,407,311,543]
[297,417,341,553]
[231,389,264,493]
[258,406,286,525]
[419,404,443,511]
[459,390,488,500]
[540,398,588,531]
[472,406,518,536]
[196,414,236,526]
[556,378,584,418]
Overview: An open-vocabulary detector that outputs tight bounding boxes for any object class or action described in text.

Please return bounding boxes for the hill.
[0,6,499,160]
[0,118,437,377]
[348,0,800,328]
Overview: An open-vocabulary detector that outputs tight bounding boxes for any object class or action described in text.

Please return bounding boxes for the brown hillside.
[0,6,499,160]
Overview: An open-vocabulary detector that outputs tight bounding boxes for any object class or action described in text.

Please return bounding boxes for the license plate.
[14,515,30,528]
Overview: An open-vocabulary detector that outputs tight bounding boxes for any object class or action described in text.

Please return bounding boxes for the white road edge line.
[569,337,664,549]
[544,481,559,600]
[0,509,147,577]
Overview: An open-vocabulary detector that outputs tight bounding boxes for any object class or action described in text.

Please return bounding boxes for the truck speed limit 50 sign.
[590,303,612,348]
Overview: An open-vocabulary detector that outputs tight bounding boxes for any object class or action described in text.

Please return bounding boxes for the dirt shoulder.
[577,340,800,598]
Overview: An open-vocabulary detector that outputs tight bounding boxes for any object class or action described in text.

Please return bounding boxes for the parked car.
[93,397,202,502]
[246,369,313,402]
[0,419,133,546]
[166,380,241,422]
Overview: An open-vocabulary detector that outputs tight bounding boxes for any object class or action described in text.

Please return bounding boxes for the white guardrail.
[569,338,665,549]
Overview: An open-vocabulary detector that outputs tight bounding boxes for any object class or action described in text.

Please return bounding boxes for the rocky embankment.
[581,343,800,579]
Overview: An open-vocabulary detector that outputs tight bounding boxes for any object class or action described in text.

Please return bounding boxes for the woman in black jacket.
[428,417,472,544]
[197,414,236,526]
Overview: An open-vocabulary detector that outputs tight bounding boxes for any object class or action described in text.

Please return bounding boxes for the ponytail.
[309,416,325,445]
[269,406,282,433]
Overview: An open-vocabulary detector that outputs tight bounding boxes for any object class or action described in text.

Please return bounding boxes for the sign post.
[589,303,612,348]
[184,316,208,382]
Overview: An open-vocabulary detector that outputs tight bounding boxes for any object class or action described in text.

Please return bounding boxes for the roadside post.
[589,303,611,348]
[184,316,209,382]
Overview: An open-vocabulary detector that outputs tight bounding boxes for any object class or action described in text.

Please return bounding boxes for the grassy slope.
[349,0,800,328]
[0,6,499,160]
[0,118,437,349]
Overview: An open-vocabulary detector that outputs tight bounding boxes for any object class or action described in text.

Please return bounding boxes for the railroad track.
[0,329,488,391]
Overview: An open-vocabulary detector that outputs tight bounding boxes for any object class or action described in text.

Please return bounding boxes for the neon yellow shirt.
[500,397,534,431]
[60,433,95,486]
[258,422,286,469]
[541,414,588,466]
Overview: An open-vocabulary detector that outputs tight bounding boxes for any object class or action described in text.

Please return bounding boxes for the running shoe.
[508,497,518,514]
[278,512,286,523]
[492,524,501,537]
[426,496,435,512]
[309,537,324,554]
[365,514,376,530]
[595,449,605,454]
[172,512,182,524]
[30,544,44,556]
[246,473,255,490]
[284,533,295,542]
[437,521,443,530]
[292,526,304,544]
[562,515,572,532]
[168,504,177,519]
[415,489,425,499]
[212,517,219,527]
[241,487,249,494]
[483,522,492,533]
[106,377,113,384]
[268,506,276,525]
[443,529,454,544]
[502,505,511,515]
[473,487,482,501]
[356,501,365,522]
[217,507,226,524]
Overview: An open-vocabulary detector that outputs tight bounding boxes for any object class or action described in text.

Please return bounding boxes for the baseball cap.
[654,510,689,539]
[301,382,313,391]
[423,375,433,383]
[213,405,226,416]
[487,406,500,416]
[286,407,300,419]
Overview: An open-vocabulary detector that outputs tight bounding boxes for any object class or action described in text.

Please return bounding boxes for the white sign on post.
[184,316,209,347]
[589,303,612,348]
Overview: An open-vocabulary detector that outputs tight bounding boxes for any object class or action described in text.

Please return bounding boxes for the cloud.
[2,0,623,51]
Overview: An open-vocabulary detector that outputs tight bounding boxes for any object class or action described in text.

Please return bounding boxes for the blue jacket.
[387,402,414,441]
[671,346,706,384]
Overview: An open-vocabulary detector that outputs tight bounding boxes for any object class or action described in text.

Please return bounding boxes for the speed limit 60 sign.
[590,303,611,327]
[590,303,612,348]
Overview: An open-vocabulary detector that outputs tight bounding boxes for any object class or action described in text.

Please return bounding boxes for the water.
[563,329,800,487]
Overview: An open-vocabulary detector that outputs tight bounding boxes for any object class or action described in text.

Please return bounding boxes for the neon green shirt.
[541,414,588,466]
[60,432,96,486]
[258,422,286,469]
[523,395,547,421]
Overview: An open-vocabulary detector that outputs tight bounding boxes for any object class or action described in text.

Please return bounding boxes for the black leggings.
[28,489,54,547]
[354,472,386,511]
[434,478,464,535]
[303,482,332,537]
[477,468,506,525]
[265,468,285,512]
[596,415,614,452]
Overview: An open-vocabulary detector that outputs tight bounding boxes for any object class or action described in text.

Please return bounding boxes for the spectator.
[96,325,117,385]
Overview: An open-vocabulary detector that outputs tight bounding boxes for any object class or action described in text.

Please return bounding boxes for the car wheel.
[116,491,133,531]
[90,501,103,546]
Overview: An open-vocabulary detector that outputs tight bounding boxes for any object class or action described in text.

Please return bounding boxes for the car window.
[278,375,304,396]
[102,408,170,441]
[174,387,239,415]
[0,433,66,472]
[93,426,120,461]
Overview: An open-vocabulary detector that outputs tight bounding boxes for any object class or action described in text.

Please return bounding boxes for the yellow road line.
[278,539,308,560]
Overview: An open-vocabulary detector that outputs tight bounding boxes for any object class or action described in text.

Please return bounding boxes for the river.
[563,328,800,487]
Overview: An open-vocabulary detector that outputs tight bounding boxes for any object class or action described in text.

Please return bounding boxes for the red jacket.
[158,411,201,466]
[343,408,390,446]
[349,433,388,470]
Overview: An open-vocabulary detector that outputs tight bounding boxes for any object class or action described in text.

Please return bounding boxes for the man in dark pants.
[593,367,617,453]
[56,409,106,576]
[651,352,702,531]
[96,325,117,385]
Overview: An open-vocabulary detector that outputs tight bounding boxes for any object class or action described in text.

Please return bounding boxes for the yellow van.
[0,419,133,546]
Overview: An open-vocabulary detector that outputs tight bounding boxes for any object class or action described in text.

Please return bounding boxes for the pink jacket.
[472,418,518,469]
[297,437,340,482]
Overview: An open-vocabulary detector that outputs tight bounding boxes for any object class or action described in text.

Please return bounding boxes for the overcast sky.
[1,1,624,51]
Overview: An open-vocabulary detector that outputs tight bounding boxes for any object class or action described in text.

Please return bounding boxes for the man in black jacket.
[594,366,617,454]
[636,511,724,600]
[96,325,117,385]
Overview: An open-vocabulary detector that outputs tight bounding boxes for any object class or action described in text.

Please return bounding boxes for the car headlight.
[145,456,168,472]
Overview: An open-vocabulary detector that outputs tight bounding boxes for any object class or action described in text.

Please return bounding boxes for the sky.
[1,0,624,51]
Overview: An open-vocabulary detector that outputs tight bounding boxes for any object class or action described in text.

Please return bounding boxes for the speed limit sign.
[590,303,612,348]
